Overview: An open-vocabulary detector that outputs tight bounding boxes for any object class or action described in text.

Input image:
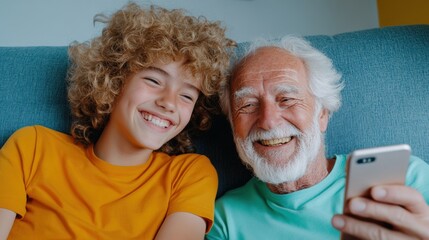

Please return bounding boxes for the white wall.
[0,0,379,46]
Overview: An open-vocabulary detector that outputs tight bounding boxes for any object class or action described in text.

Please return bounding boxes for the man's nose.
[257,101,282,130]
[155,90,177,112]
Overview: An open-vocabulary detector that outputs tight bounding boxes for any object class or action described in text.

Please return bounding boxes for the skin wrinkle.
[233,83,300,118]
[233,87,257,103]
[232,69,301,117]
[233,69,300,90]
[233,69,299,81]
[234,84,299,103]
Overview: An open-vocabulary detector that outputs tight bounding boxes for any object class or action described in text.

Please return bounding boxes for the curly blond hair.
[67,2,235,154]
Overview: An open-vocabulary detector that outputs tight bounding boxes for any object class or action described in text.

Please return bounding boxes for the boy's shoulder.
[9,125,73,146]
[13,125,66,135]
[152,152,216,176]
[153,152,211,166]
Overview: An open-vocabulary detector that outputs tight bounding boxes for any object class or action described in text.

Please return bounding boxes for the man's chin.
[247,159,307,184]
[255,170,306,185]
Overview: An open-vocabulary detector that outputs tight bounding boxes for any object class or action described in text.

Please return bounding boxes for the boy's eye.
[181,93,199,103]
[181,95,194,101]
[144,78,160,85]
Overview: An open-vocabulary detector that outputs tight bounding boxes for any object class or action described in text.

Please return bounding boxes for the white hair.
[219,35,344,122]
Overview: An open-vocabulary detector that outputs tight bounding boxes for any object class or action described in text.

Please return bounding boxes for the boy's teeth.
[143,113,170,128]
[260,137,292,146]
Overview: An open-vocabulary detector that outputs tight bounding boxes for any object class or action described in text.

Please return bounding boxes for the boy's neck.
[93,127,153,166]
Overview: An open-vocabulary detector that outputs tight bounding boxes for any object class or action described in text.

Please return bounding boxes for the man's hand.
[332,185,429,239]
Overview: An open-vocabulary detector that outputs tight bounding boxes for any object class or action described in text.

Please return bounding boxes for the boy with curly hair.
[0,3,235,239]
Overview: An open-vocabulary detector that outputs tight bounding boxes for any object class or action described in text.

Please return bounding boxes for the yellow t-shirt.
[0,125,218,239]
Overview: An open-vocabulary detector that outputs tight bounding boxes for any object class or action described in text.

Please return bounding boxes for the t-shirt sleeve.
[0,126,37,217]
[168,154,218,233]
[406,155,429,204]
[205,198,228,240]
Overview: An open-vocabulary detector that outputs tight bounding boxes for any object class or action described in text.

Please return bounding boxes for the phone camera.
[356,157,376,164]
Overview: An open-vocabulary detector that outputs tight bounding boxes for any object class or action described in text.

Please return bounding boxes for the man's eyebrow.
[234,87,257,102]
[273,84,299,94]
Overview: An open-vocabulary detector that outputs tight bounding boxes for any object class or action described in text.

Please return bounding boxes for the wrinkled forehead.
[234,68,299,83]
[232,47,306,89]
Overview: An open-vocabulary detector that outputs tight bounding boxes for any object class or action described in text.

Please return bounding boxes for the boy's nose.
[156,92,176,112]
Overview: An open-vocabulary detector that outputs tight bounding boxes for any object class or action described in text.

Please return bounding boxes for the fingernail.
[350,199,366,212]
[332,216,345,229]
[372,187,387,199]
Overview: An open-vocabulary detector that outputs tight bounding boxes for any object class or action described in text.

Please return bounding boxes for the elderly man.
[206,36,429,239]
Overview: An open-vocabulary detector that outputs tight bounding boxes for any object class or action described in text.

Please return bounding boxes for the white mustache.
[234,114,322,184]
[246,124,302,143]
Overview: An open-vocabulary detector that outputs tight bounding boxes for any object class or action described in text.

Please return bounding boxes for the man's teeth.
[260,137,292,146]
[143,113,170,128]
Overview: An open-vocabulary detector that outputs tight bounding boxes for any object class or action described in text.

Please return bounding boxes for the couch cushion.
[309,25,429,163]
[0,47,70,144]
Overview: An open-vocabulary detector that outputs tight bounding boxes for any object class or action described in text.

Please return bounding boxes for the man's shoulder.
[409,155,427,166]
[407,155,429,179]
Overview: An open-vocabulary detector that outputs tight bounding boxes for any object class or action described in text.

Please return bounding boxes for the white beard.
[234,113,323,184]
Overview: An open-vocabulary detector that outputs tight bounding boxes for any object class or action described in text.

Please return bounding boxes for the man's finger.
[346,197,429,238]
[370,186,429,214]
[332,214,411,240]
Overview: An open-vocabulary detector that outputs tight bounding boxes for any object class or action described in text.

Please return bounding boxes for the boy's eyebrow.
[184,82,201,93]
[146,66,169,76]
[146,66,201,93]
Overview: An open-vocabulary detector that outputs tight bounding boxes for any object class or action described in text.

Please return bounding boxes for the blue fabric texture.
[310,26,429,163]
[0,25,428,198]
[0,47,71,143]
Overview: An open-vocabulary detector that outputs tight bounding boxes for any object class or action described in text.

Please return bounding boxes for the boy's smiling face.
[102,58,201,160]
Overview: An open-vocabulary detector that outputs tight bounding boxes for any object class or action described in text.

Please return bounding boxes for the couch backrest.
[1,25,428,198]
[0,47,70,141]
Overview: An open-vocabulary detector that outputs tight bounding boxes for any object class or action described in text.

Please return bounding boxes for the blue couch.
[1,25,428,198]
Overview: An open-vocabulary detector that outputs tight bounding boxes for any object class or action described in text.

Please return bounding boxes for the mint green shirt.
[207,155,429,240]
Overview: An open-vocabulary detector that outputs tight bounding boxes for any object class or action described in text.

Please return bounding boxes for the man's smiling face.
[230,47,329,183]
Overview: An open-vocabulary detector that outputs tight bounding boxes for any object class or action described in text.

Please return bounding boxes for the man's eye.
[237,103,257,113]
[242,103,254,108]
[277,95,292,102]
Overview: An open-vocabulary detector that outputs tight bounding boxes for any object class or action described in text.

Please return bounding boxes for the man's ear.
[319,108,329,133]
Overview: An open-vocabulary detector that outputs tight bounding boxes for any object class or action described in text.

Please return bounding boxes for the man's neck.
[266,154,335,194]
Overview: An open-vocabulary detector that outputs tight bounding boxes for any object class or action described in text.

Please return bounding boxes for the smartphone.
[341,144,411,240]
